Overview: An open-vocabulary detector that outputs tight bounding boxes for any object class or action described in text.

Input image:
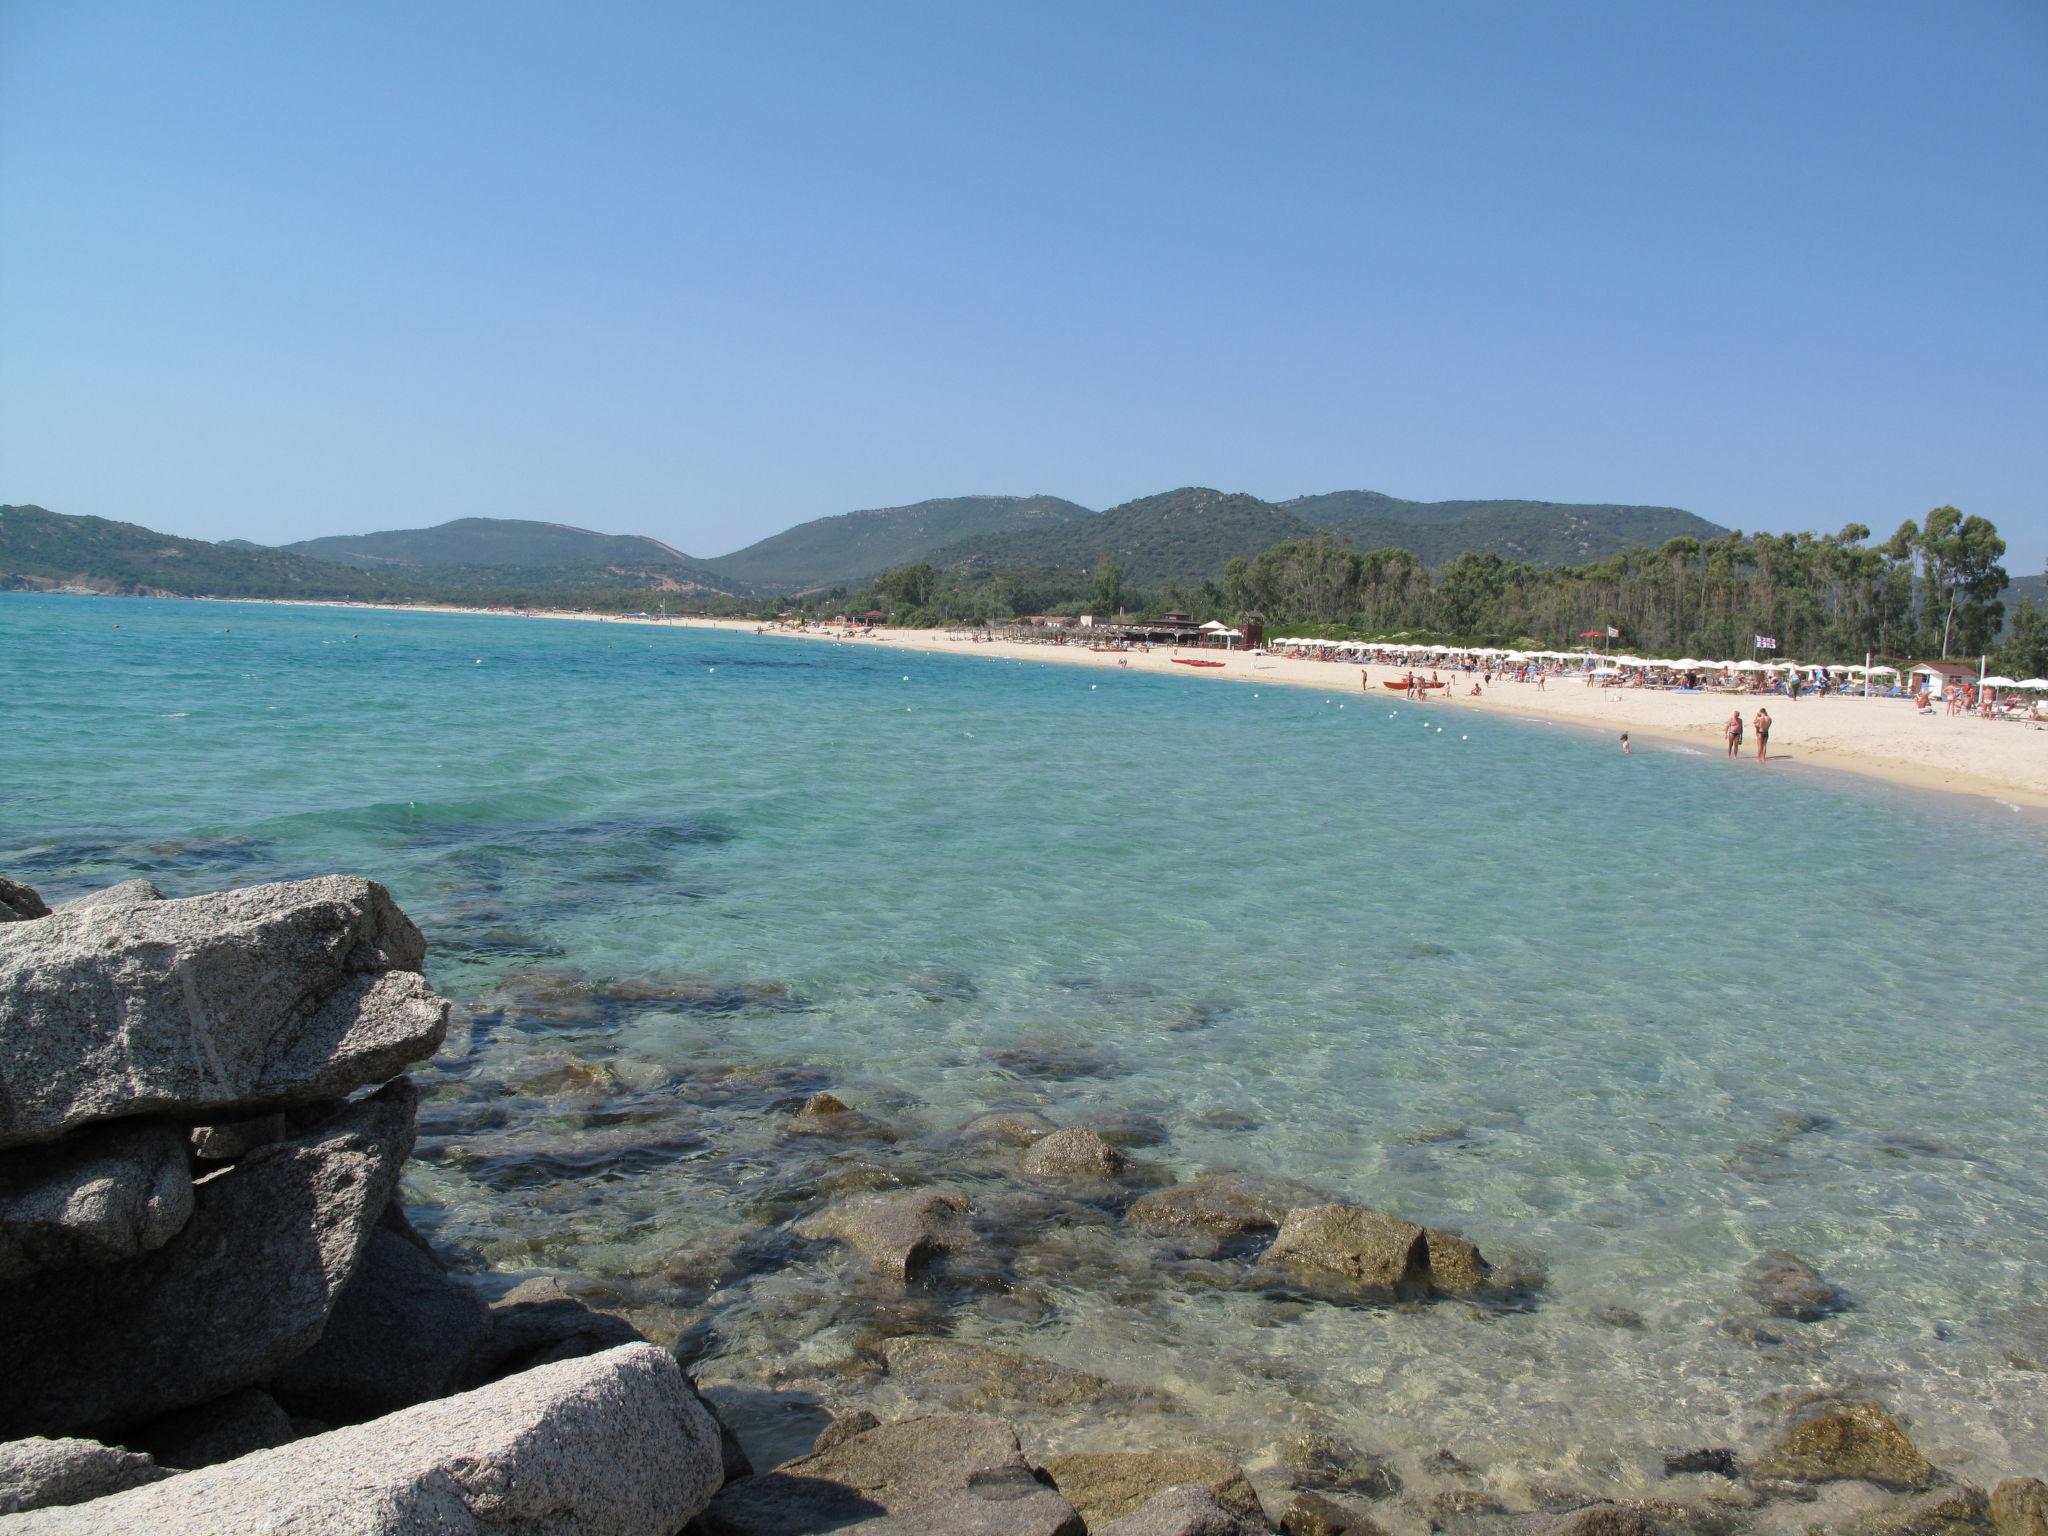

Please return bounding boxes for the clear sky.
[3,1,2044,569]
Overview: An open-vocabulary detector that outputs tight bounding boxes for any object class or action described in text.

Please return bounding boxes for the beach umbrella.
[2015,678,2048,690]
[1980,675,2018,688]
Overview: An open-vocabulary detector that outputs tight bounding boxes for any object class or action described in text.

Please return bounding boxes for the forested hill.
[700,495,1094,591]
[283,517,737,594]
[917,487,1729,590]
[0,505,414,599]
[1281,492,1726,567]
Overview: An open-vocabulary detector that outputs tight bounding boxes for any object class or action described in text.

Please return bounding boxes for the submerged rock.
[1992,1478,2048,1536]
[1663,1449,1740,1479]
[1260,1205,1431,1296]
[0,1080,417,1438]
[0,1438,171,1515]
[701,1413,1032,1536]
[1281,1491,1393,1536]
[1850,1485,1991,1536]
[795,1189,977,1281]
[1043,1451,1268,1528]
[1097,1484,1268,1536]
[0,878,50,924]
[0,1119,193,1282]
[1127,1172,1333,1237]
[880,1337,1158,1412]
[1742,1252,1849,1321]
[1424,1228,1493,1296]
[1022,1127,1129,1180]
[952,1110,1059,1148]
[1283,1432,1402,1498]
[5,1343,723,1536]
[874,1467,1085,1536]
[1751,1401,1940,1491]
[0,876,447,1149]
[787,1093,898,1142]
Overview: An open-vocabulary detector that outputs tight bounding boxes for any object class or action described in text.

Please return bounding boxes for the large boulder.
[1022,1127,1128,1179]
[0,876,447,1150]
[1043,1452,1269,1528]
[700,1414,1029,1536]
[271,1226,492,1423]
[0,880,49,925]
[0,1438,171,1515]
[0,1080,416,1438]
[861,1467,1084,1536]
[1992,1479,2048,1536]
[1751,1401,1940,1491]
[465,1276,645,1383]
[795,1189,977,1281]
[125,1388,296,1470]
[1096,1485,1269,1536]
[0,1343,722,1535]
[1127,1173,1333,1237]
[1260,1205,1430,1296]
[55,881,163,914]
[0,1120,193,1281]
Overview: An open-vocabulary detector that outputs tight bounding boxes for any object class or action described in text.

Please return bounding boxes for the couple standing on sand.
[1726,707,1771,763]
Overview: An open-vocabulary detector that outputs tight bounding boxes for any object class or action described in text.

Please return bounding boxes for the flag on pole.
[1754,634,1778,650]
[1606,626,1619,638]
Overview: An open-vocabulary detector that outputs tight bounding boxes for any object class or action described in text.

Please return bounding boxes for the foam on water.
[5,593,2047,1486]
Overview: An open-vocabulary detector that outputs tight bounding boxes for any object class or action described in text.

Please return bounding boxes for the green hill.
[702,495,1094,591]
[0,505,412,599]
[1282,491,1726,566]
[924,488,1311,589]
[284,517,737,594]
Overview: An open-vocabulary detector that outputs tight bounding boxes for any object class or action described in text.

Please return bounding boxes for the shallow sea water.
[4,594,2045,1495]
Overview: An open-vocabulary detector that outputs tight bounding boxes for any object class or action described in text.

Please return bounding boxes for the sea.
[3,592,2044,1492]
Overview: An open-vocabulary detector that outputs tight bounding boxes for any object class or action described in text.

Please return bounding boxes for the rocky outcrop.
[1022,1127,1128,1179]
[1261,1205,1431,1296]
[861,1468,1085,1536]
[1993,1479,2048,1536]
[1095,1484,1269,1536]
[126,1388,296,1470]
[56,880,163,913]
[3,1344,723,1535]
[0,1438,171,1515]
[1280,1491,1393,1536]
[0,876,447,1148]
[1043,1451,1268,1528]
[701,1413,1037,1536]
[0,1119,193,1281]
[1742,1252,1848,1321]
[795,1189,977,1280]
[786,1093,896,1142]
[466,1276,644,1381]
[0,880,49,924]
[0,1080,417,1437]
[1127,1173,1331,1236]
[1751,1401,1940,1490]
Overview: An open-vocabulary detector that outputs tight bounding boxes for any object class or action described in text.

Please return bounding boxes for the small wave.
[157,711,190,719]
[1666,745,1708,757]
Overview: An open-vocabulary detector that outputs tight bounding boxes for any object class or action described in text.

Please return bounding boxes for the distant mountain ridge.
[284,517,736,595]
[700,495,1095,591]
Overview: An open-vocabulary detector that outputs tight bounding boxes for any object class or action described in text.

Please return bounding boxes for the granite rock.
[1742,1252,1848,1321]
[125,1388,296,1470]
[0,1343,721,1535]
[863,1467,1084,1536]
[466,1276,645,1382]
[795,1189,977,1280]
[1281,1491,1392,1536]
[0,1080,416,1437]
[1751,1401,1940,1491]
[0,1437,171,1515]
[880,1337,1156,1411]
[1260,1205,1431,1296]
[0,1119,193,1282]
[1043,1452,1268,1527]
[0,876,447,1150]
[56,881,164,914]
[1992,1479,2048,1536]
[1127,1173,1334,1237]
[0,880,49,925]
[1022,1127,1129,1179]
[1096,1484,1269,1536]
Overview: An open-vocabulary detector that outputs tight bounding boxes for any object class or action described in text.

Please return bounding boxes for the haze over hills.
[283,517,736,595]
[700,495,1095,591]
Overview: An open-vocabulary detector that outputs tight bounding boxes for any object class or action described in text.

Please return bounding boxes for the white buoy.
[1091,684,1097,689]
[474,658,482,665]
[1461,735,1469,740]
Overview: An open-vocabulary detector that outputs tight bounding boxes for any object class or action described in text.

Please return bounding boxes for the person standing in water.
[1725,709,1743,759]
[1754,707,1772,764]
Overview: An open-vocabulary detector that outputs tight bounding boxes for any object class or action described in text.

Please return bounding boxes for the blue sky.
[3,1,2043,569]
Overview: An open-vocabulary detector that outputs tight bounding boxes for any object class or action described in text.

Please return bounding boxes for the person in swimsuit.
[1726,710,1743,758]
[1754,707,1771,764]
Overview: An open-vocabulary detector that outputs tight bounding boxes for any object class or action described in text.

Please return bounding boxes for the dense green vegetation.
[1282,491,1726,567]
[285,517,737,593]
[701,495,1093,590]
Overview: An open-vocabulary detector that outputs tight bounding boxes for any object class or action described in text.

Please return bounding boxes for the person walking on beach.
[1726,709,1743,758]
[1754,707,1772,764]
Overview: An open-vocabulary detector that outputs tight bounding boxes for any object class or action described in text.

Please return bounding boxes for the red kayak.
[1384,679,1445,690]
[1173,658,1226,668]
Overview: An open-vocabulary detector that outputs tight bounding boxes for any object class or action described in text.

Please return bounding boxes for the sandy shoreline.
[228,597,2048,810]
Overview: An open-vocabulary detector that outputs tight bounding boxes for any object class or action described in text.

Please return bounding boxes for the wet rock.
[1190,1108,1263,1132]
[907,970,979,1003]
[1424,1228,1493,1296]
[0,876,447,1149]
[1751,1401,1940,1491]
[1097,1484,1268,1536]
[1261,1205,1431,1297]
[1283,1491,1394,1536]
[988,1036,1124,1080]
[1850,1486,1991,1536]
[1725,1143,1792,1183]
[1547,1505,1663,1536]
[1078,1110,1173,1149]
[0,878,50,924]
[1992,1479,2048,1536]
[272,1225,492,1423]
[795,1189,977,1281]
[1128,1173,1334,1237]
[952,1110,1058,1148]
[56,880,164,913]
[874,1472,1084,1536]
[1776,1112,1835,1137]
[814,1409,882,1454]
[1741,1252,1849,1321]
[701,1413,1029,1536]
[787,1093,898,1142]
[1023,1127,1129,1179]
[125,1387,296,1469]
[0,1079,416,1438]
[0,1119,193,1281]
[1284,1432,1402,1498]
[188,1111,288,1164]
[468,1275,645,1380]
[0,1437,172,1514]
[1428,1490,1509,1522]
[1663,1449,1739,1479]
[1044,1451,1268,1527]
[6,1343,723,1536]
[881,1337,1159,1411]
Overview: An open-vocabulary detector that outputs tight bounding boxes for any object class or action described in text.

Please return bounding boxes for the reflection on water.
[4,593,2046,1492]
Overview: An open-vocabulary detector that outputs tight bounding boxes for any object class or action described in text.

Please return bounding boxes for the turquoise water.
[4,593,2045,1490]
